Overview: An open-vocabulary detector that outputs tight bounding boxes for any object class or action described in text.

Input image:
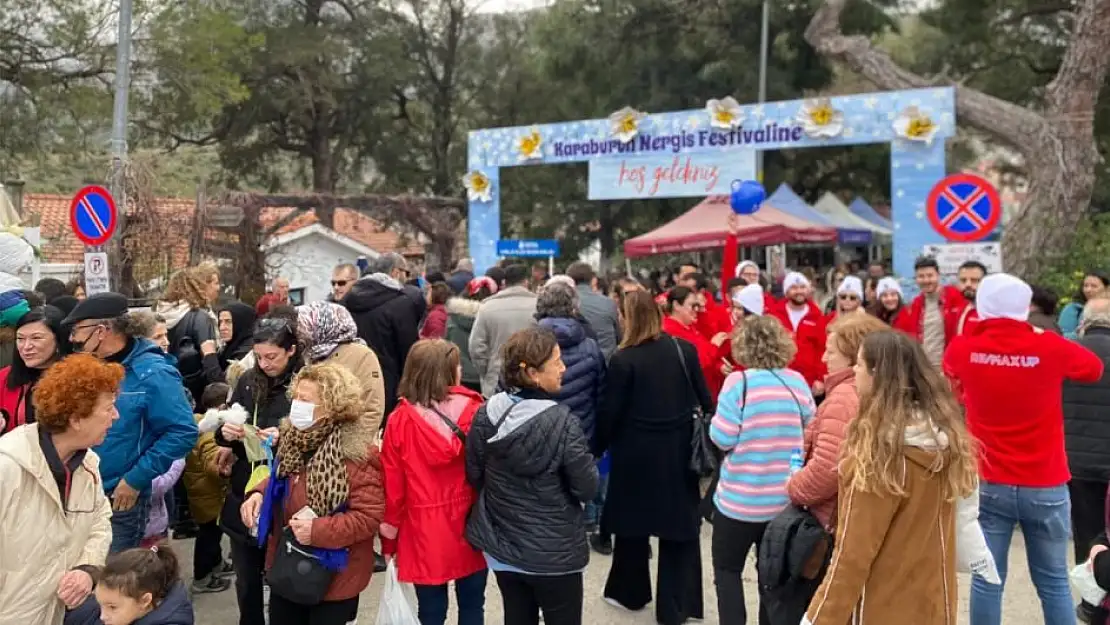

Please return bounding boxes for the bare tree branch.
[804,0,1047,151]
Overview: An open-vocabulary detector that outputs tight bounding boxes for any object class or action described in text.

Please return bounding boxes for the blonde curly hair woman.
[708,314,815,625]
[154,263,222,404]
[240,362,384,623]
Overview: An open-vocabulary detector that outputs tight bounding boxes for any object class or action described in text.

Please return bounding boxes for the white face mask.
[288,400,317,431]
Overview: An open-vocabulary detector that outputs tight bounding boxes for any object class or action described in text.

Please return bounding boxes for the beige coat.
[0,424,113,625]
[322,342,387,432]
[468,286,538,396]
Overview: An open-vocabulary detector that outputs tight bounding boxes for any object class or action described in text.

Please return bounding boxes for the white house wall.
[267,233,373,304]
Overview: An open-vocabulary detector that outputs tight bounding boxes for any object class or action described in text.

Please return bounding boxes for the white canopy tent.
[814,192,891,237]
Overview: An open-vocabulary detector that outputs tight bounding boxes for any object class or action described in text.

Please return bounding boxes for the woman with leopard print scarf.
[240,363,385,625]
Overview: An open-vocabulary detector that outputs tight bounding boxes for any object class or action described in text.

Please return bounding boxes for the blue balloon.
[729,180,765,215]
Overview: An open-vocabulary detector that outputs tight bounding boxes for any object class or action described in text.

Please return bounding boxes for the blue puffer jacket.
[537,317,606,441]
[95,338,199,495]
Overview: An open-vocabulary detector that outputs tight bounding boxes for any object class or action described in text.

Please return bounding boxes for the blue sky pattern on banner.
[466,87,956,292]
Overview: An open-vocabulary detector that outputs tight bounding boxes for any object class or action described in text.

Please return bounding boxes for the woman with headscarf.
[0,305,69,435]
[218,302,257,372]
[297,301,386,433]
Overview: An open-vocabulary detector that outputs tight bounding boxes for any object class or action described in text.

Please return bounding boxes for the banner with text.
[587,151,756,200]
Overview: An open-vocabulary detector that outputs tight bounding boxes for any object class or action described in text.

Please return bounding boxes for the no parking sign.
[925,174,1001,243]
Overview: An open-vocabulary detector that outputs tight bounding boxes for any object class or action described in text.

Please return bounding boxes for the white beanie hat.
[976,273,1031,322]
[732,284,765,316]
[783,271,810,292]
[735,260,759,278]
[876,277,903,298]
[837,276,863,298]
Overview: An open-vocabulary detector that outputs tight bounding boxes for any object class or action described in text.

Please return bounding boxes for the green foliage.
[1037,213,1110,302]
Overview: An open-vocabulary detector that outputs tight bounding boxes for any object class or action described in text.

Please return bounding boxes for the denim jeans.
[969,482,1075,625]
[413,569,488,625]
[584,472,610,531]
[109,493,152,554]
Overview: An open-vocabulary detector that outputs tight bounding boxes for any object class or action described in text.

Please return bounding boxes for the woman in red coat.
[662,286,728,396]
[380,339,487,625]
[870,277,916,335]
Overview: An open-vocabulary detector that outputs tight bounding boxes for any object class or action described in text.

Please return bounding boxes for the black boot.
[589,532,613,556]
[374,551,388,573]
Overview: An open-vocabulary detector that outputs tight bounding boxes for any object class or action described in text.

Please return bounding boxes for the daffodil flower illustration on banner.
[517,127,543,161]
[796,98,844,139]
[609,107,646,143]
[463,171,493,203]
[893,106,938,145]
[705,97,743,129]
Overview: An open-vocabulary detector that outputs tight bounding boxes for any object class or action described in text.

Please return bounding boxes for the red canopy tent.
[623,195,837,258]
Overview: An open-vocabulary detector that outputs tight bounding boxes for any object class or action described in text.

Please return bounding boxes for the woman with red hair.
[0,353,121,625]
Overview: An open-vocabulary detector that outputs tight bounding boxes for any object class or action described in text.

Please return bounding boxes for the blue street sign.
[495,239,560,258]
[69,185,118,247]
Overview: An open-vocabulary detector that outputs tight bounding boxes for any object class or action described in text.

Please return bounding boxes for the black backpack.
[170,310,211,382]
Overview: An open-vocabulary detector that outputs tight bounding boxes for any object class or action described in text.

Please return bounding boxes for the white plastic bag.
[956,485,1001,584]
[0,232,33,274]
[1071,561,1107,606]
[376,561,419,625]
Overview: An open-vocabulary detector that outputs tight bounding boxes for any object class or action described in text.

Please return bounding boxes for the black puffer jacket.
[465,389,599,574]
[215,360,300,542]
[1064,327,1110,481]
[342,274,421,415]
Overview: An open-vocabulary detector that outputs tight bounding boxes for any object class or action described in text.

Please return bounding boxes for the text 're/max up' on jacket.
[464,390,599,574]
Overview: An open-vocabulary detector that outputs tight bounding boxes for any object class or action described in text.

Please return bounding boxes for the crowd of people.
[0,225,1108,625]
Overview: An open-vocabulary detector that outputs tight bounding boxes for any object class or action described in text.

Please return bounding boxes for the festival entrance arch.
[465,87,955,289]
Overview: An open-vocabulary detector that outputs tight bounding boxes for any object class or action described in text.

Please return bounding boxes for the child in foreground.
[95,543,194,625]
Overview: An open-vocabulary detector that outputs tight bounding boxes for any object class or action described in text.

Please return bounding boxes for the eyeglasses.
[330,280,350,287]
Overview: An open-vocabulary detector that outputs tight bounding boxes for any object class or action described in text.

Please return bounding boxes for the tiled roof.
[23,194,424,265]
[258,207,424,257]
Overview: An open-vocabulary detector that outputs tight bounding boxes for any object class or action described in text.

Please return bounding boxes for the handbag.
[266,491,335,605]
[671,337,718,478]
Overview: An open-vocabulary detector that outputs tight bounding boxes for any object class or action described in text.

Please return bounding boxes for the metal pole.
[756,0,770,182]
[106,0,132,291]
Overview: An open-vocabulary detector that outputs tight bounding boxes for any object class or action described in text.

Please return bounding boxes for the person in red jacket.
[0,305,67,434]
[904,256,964,366]
[769,271,827,393]
[721,214,778,314]
[952,260,987,338]
[682,272,731,342]
[943,273,1104,625]
[870,277,916,335]
[663,286,729,396]
[380,339,488,625]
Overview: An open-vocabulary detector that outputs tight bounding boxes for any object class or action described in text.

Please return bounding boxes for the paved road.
[181,524,1065,624]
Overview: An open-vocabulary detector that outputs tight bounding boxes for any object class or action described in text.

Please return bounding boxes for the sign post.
[495,239,561,278]
[70,185,118,293]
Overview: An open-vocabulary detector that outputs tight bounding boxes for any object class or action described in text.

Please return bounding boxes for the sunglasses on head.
[257,317,290,332]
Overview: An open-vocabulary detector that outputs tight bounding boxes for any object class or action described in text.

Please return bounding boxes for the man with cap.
[769,271,827,392]
[943,274,1103,625]
[64,292,198,553]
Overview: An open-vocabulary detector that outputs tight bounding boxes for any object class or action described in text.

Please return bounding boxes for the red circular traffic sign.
[926,173,1001,243]
[69,185,118,247]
